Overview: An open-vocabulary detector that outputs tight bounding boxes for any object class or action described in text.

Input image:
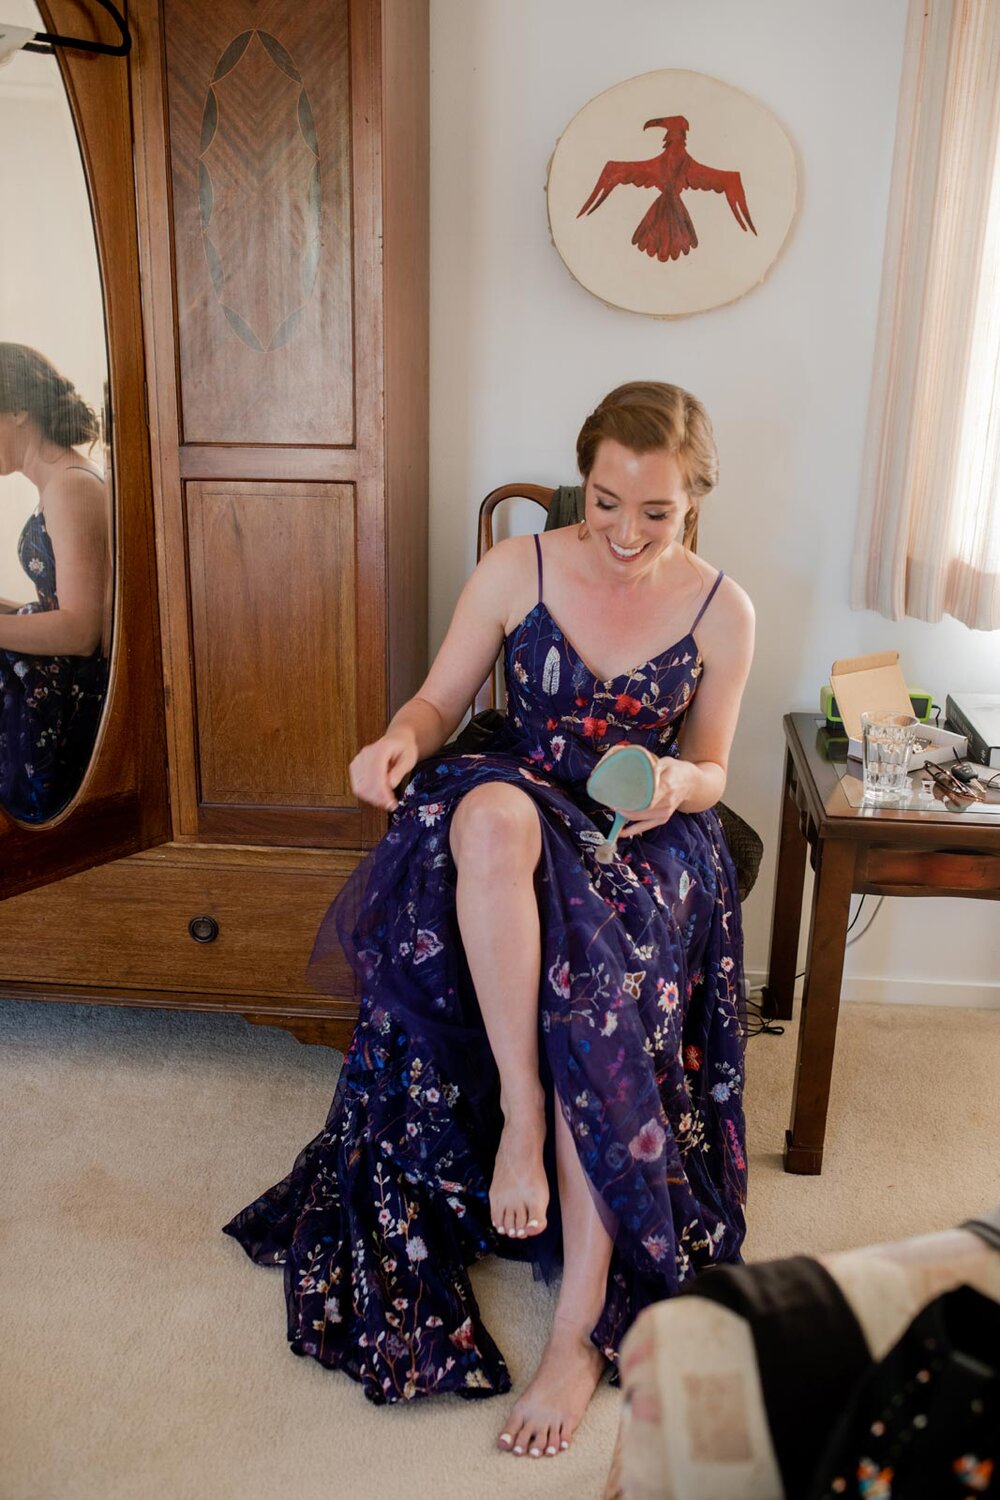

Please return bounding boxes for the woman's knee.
[449,782,541,867]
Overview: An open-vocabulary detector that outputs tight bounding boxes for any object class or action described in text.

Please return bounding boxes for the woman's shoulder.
[711,568,753,623]
[40,464,105,508]
[693,561,754,660]
[38,464,106,526]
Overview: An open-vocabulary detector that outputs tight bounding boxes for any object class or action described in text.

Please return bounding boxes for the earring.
[578,519,590,541]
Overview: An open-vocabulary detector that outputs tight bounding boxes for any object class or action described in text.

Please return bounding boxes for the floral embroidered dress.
[223,534,747,1405]
[0,505,108,823]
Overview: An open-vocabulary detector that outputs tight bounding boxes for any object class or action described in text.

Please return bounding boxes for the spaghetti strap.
[533,532,544,605]
[691,570,725,632]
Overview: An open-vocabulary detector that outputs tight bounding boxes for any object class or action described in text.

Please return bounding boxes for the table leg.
[762,747,808,1021]
[784,836,856,1175]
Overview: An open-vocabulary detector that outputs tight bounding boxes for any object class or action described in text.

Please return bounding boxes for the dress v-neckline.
[510,600,700,687]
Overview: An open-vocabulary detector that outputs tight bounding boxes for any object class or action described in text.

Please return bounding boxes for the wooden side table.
[762,713,1000,1174]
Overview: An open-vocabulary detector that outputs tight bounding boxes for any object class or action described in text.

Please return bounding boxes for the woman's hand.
[619,757,701,838]
[349,730,419,813]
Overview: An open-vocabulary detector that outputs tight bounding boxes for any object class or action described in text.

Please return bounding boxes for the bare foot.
[497,1315,606,1457]
[491,1085,548,1239]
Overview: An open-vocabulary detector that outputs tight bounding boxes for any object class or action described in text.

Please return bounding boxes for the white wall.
[0,14,107,602]
[429,0,1000,1004]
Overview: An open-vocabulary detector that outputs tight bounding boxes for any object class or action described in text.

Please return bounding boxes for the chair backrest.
[473,485,554,712]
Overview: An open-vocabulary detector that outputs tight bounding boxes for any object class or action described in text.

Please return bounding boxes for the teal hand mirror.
[586,746,659,864]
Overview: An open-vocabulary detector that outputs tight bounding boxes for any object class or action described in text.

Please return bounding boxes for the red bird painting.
[578,115,756,263]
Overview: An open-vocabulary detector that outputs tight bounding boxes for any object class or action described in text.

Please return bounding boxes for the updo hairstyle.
[0,343,99,450]
[576,381,718,544]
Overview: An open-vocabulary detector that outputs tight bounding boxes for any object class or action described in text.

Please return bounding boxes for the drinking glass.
[861,711,919,803]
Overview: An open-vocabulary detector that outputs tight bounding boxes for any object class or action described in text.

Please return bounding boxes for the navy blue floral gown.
[224,536,747,1405]
[0,509,108,823]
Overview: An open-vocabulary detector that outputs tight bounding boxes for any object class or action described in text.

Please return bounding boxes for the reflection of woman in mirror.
[0,343,110,823]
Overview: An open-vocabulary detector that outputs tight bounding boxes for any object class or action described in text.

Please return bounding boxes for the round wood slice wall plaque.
[547,69,797,317]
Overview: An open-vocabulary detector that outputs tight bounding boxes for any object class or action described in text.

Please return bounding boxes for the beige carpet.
[2,996,998,1500]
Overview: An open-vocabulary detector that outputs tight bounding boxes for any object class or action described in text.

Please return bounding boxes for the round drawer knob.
[188,915,219,944]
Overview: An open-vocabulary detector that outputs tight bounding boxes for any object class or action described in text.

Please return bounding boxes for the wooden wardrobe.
[0,0,429,1050]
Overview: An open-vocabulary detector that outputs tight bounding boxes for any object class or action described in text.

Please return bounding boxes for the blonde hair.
[576,381,718,543]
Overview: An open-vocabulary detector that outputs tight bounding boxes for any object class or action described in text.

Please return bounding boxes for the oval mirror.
[0,3,114,824]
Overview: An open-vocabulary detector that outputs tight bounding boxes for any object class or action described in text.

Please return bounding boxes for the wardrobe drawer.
[0,849,358,999]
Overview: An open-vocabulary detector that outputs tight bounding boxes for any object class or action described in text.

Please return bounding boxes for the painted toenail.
[545,1446,557,1455]
[512,1445,523,1455]
[498,1433,512,1445]
[529,1447,541,1457]
[527,1218,539,1227]
[560,1440,569,1450]
[516,1228,526,1238]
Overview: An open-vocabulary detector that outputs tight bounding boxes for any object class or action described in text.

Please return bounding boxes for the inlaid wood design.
[164,0,353,444]
[186,481,357,808]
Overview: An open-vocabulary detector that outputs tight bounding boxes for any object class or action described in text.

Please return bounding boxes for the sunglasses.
[922,760,986,801]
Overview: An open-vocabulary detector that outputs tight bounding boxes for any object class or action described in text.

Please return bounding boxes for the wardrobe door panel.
[163,0,354,446]
[186,480,357,808]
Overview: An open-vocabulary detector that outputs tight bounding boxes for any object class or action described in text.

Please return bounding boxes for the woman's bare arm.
[349,537,530,810]
[0,473,108,656]
[620,577,755,834]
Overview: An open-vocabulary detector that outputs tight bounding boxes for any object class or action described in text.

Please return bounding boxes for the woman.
[224,381,755,1459]
[0,343,110,823]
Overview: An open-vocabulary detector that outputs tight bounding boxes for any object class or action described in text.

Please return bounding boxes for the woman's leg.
[498,1101,614,1458]
[450,782,613,1456]
[449,782,548,1239]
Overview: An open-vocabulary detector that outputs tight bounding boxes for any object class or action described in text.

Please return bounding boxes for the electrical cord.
[745,893,883,1039]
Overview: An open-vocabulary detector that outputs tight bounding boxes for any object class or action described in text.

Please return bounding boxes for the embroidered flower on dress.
[615,694,642,716]
[628,1118,666,1162]
[643,1234,670,1262]
[548,960,571,998]
[550,734,565,761]
[953,1456,992,1491]
[405,1235,428,1263]
[657,979,680,1012]
[417,802,445,826]
[412,929,443,964]
[678,870,691,901]
[622,970,646,999]
[450,1317,476,1350]
[683,1045,702,1071]
[582,716,609,740]
[599,1011,618,1037]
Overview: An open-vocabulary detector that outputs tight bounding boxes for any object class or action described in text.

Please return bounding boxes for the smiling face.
[584,439,692,574]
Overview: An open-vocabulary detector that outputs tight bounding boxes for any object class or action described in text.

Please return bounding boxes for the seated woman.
[223,381,755,1460]
[0,343,110,823]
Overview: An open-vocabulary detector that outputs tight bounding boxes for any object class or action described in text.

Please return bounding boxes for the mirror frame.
[0,1,169,898]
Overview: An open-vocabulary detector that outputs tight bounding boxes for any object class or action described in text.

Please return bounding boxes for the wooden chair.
[466,483,762,901]
[473,484,556,713]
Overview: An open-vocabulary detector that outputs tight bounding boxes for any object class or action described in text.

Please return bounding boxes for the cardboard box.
[830,651,966,766]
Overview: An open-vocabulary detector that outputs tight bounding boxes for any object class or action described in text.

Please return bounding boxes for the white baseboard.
[744,970,1000,1010]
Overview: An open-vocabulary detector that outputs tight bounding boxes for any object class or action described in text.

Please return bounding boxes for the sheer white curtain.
[853,0,1000,631]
